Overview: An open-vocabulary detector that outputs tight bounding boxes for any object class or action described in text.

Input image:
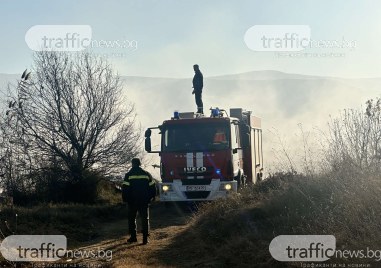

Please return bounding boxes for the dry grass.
[1,170,380,267]
[0,203,129,246]
[147,171,381,267]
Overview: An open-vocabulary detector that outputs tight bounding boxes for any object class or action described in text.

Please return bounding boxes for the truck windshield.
[162,123,230,152]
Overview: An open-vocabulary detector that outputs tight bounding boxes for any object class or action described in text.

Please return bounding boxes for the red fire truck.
[144,108,263,201]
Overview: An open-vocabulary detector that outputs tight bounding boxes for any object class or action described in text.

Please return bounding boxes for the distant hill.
[121,70,381,128]
[208,70,324,80]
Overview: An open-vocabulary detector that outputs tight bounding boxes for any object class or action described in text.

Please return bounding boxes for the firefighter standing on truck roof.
[192,64,204,114]
[122,158,156,245]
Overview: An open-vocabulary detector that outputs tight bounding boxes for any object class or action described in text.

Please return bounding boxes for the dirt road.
[65,202,196,268]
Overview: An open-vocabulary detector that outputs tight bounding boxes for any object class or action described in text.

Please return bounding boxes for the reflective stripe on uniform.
[149,181,155,186]
[122,181,130,186]
[129,175,150,180]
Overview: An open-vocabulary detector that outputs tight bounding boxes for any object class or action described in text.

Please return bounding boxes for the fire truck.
[144,108,263,201]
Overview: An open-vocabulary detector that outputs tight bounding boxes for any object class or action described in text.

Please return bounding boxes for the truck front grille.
[184,191,210,199]
[181,179,211,185]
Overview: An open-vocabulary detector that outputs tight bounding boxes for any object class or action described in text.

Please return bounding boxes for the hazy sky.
[1,0,381,78]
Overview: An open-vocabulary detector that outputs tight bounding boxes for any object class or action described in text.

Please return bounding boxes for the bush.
[153,171,381,267]
[326,98,381,174]
[10,169,118,205]
[0,203,127,246]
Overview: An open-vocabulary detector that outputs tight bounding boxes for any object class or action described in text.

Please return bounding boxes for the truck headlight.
[162,185,172,192]
[220,183,232,191]
[224,184,232,190]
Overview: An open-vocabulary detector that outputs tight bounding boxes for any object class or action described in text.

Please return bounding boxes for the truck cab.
[145,108,263,201]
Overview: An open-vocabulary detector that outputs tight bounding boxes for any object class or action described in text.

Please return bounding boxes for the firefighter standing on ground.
[122,158,156,245]
[192,64,204,114]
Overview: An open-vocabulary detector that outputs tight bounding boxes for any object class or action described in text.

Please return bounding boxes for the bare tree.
[0,73,35,198]
[326,98,381,173]
[18,51,140,181]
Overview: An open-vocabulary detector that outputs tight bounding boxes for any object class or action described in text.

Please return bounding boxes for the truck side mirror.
[145,137,152,152]
[145,129,152,138]
[144,127,161,153]
[145,128,152,152]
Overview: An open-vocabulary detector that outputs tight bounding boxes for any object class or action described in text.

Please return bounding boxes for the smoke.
[1,72,380,177]
[122,71,381,176]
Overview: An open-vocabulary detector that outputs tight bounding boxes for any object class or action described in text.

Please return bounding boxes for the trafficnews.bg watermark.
[25,25,138,55]
[244,25,356,58]
[0,235,112,262]
[269,235,381,265]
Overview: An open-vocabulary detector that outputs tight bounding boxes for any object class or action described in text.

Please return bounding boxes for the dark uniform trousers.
[195,90,203,114]
[128,203,149,238]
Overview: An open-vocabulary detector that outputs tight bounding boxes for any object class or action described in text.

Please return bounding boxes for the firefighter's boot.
[127,236,137,243]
